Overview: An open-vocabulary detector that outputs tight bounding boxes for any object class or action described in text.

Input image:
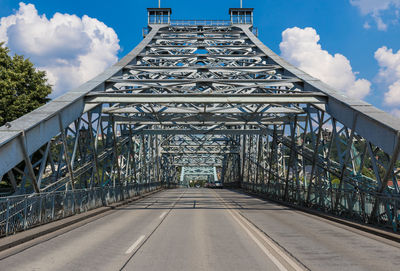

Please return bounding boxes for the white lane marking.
[125,235,145,254]
[159,211,167,219]
[214,191,304,271]
[227,208,288,271]
[237,211,304,271]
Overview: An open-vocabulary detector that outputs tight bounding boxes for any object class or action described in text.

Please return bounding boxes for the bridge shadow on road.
[117,188,292,211]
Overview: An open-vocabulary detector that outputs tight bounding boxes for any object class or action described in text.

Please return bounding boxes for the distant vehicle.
[205,182,222,189]
[205,182,214,188]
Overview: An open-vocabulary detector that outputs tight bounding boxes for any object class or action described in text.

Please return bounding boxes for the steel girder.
[0,8,399,232]
[180,166,217,187]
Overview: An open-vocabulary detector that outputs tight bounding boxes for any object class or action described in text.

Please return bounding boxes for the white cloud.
[373,14,388,31]
[374,46,400,106]
[0,3,120,97]
[374,46,400,84]
[350,0,400,14]
[279,27,371,100]
[384,82,400,105]
[389,108,400,118]
[350,0,400,30]
[363,21,371,29]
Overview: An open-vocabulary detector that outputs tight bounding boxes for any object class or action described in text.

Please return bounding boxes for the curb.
[236,189,400,244]
[0,188,164,252]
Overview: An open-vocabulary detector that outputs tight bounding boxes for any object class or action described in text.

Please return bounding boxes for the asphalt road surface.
[0,188,399,271]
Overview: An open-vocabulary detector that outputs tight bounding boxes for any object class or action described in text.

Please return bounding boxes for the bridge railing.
[170,20,231,26]
[241,181,400,232]
[142,23,258,38]
[0,182,161,237]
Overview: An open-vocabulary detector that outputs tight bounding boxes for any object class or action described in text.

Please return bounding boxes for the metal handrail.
[171,20,231,26]
[0,182,162,237]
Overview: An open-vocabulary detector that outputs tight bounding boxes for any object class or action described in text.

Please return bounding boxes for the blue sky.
[1,0,400,114]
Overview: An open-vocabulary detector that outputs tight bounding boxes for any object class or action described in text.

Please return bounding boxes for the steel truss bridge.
[0,7,400,237]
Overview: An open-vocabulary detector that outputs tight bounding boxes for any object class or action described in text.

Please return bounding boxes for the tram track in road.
[215,189,400,270]
[213,190,309,271]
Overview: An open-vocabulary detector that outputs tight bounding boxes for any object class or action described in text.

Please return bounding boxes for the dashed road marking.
[159,211,167,219]
[125,235,145,254]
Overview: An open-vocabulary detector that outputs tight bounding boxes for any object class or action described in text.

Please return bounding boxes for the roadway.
[0,188,399,270]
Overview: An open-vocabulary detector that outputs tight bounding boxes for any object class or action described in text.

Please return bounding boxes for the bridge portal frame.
[0,7,400,235]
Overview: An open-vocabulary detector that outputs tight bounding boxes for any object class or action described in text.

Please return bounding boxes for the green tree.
[0,42,51,126]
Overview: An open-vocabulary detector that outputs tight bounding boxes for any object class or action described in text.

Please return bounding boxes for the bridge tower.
[1,6,400,236]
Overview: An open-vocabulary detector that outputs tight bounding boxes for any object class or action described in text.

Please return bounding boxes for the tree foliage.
[0,42,51,126]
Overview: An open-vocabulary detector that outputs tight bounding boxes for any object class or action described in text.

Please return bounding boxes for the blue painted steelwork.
[0,7,399,235]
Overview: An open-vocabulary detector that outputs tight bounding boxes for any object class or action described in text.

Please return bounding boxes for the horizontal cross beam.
[139,54,264,58]
[172,163,222,166]
[106,78,301,84]
[131,129,269,135]
[124,65,281,70]
[85,93,326,105]
[162,151,239,154]
[103,107,303,114]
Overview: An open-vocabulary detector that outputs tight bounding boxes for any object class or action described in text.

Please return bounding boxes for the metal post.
[88,112,101,188]
[51,193,55,220]
[58,115,75,190]
[371,133,400,221]
[306,111,325,204]
[18,132,40,193]
[23,195,28,230]
[284,117,297,201]
[5,199,10,236]
[111,116,122,187]
[267,126,277,193]
[334,114,357,210]
[180,167,185,187]
[39,195,43,223]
